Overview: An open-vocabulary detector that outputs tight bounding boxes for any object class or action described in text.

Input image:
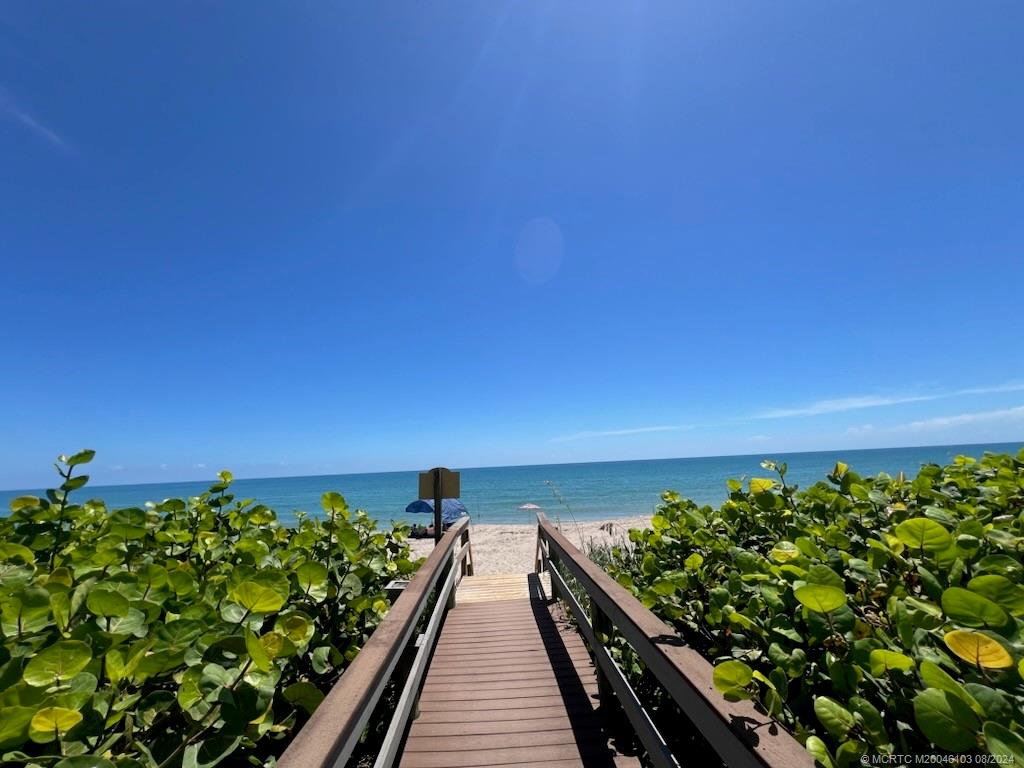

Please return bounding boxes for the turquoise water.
[2,442,1020,527]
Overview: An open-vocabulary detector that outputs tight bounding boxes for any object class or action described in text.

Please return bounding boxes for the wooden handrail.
[535,512,813,768]
[279,516,470,768]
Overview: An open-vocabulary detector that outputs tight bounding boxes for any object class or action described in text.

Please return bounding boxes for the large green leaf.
[229,570,290,614]
[296,561,329,599]
[86,588,130,618]
[813,697,855,740]
[912,688,980,752]
[1,587,52,635]
[794,584,846,613]
[23,641,92,687]
[967,575,1024,616]
[941,587,1009,628]
[894,518,952,552]
[918,660,984,717]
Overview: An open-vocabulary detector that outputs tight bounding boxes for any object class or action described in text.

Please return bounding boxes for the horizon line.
[2,438,1021,494]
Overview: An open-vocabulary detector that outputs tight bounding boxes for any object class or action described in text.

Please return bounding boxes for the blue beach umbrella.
[405,498,469,526]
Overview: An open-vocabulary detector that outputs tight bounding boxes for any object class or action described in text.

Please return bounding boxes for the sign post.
[418,467,460,544]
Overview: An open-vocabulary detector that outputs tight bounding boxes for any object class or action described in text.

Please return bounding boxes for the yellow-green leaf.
[944,630,1014,669]
[29,707,82,743]
[869,649,915,676]
[794,584,846,614]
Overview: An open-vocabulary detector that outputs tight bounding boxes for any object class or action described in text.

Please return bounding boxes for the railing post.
[590,601,615,711]
[445,550,457,610]
[547,542,560,602]
[460,527,473,577]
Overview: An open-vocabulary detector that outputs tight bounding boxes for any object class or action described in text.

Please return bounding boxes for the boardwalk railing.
[279,517,473,768]
[534,512,813,768]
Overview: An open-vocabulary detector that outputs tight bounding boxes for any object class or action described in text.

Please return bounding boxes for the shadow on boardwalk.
[398,572,639,768]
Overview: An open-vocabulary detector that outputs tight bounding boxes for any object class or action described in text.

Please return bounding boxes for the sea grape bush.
[0,451,417,768]
[600,450,1024,766]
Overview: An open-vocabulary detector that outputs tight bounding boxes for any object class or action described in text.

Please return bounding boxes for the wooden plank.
[436,629,562,639]
[404,728,606,752]
[412,693,579,711]
[425,661,590,677]
[413,703,592,724]
[446,604,538,613]
[400,743,612,768]
[419,684,595,702]
[434,639,568,651]
[422,664,590,680]
[442,616,542,627]
[409,717,577,737]
[423,680,596,697]
[429,648,593,662]
[437,627,560,637]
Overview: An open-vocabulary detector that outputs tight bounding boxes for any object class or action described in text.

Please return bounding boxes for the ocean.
[2,442,1020,527]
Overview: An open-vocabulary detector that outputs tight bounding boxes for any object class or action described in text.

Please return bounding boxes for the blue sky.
[2,2,1023,488]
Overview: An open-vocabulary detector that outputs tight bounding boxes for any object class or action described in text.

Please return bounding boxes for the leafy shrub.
[600,450,1024,765]
[0,451,417,767]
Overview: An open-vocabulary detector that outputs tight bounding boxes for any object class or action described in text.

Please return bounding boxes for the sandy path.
[407,516,650,574]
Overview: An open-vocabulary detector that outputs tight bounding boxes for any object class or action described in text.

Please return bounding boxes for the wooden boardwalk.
[399,573,639,768]
[278,515,812,768]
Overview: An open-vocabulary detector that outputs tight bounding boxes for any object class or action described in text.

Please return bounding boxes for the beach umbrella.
[405,498,469,526]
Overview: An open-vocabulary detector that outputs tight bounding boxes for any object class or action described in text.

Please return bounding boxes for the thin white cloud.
[194,463,207,469]
[903,405,1024,432]
[957,383,1024,396]
[756,382,1024,420]
[551,425,692,443]
[843,406,1024,436]
[0,88,68,150]
[758,394,937,419]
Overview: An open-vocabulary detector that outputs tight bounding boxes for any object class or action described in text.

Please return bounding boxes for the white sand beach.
[408,515,651,574]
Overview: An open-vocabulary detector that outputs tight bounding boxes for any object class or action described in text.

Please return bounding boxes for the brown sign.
[418,467,460,499]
